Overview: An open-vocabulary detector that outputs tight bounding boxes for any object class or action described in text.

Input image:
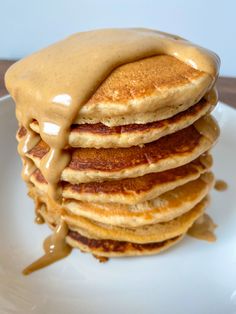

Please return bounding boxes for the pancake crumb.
[93,254,109,263]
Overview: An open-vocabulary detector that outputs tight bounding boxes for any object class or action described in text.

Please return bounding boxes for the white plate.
[0,96,236,314]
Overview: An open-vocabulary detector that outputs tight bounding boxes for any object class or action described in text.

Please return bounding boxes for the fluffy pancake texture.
[30,154,212,204]
[31,190,207,257]
[64,173,214,227]
[29,91,217,148]
[25,117,219,184]
[65,198,207,243]
[31,172,214,228]
[66,233,184,257]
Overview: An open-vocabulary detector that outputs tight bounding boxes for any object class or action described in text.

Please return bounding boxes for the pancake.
[25,116,219,184]
[27,193,185,257]
[64,173,214,227]
[66,232,184,257]
[64,197,207,243]
[63,155,212,204]
[51,173,214,227]
[74,55,213,126]
[28,179,209,257]
[31,183,207,244]
[29,90,217,148]
[30,154,212,204]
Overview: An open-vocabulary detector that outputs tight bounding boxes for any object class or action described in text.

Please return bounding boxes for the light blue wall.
[1,0,235,75]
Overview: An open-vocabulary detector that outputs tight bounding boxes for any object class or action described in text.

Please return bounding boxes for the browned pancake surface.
[68,230,180,253]
[29,97,209,137]
[69,125,200,171]
[86,55,204,105]
[31,155,209,194]
[27,125,201,172]
[63,157,208,195]
[72,98,208,135]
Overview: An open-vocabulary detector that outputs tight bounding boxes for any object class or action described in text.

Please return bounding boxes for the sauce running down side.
[23,220,72,275]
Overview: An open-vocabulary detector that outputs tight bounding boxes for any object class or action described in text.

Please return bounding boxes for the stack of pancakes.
[16,55,219,258]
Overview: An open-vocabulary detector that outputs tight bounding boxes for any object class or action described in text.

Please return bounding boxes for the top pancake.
[75,55,212,126]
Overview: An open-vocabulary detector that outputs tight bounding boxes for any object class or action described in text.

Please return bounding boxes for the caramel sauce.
[23,220,71,275]
[214,179,228,191]
[21,158,36,182]
[31,192,45,224]
[34,214,45,225]
[187,213,217,242]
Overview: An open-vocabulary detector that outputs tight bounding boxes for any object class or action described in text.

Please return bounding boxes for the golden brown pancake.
[31,198,184,257]
[32,173,213,228]
[30,154,212,204]
[25,117,219,184]
[28,92,216,148]
[27,191,185,257]
[66,232,184,257]
[62,155,211,204]
[36,202,184,257]
[64,173,213,227]
[33,184,207,244]
[64,198,206,243]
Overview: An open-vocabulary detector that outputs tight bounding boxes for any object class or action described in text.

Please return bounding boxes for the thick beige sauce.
[34,214,44,224]
[29,189,45,224]
[5,28,220,274]
[23,220,71,275]
[187,213,217,242]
